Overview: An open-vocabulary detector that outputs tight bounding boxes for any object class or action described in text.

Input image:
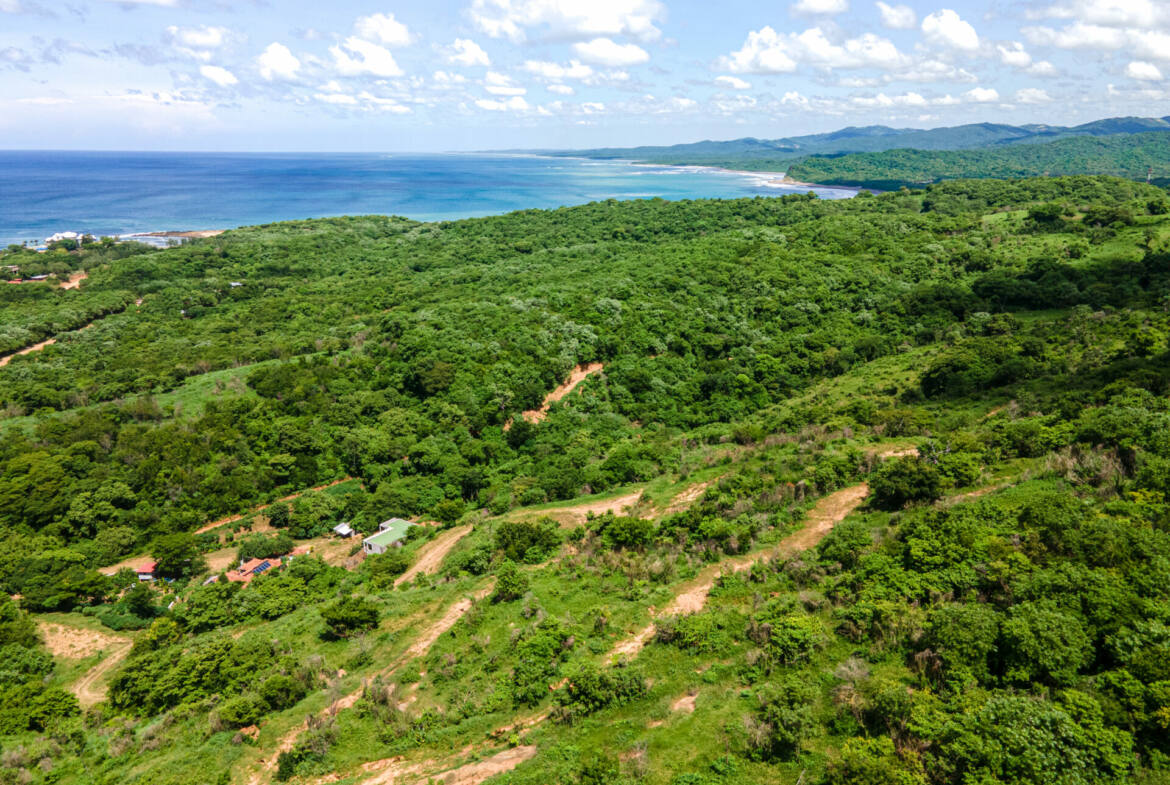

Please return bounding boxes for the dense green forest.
[785,132,1170,190]
[556,115,1170,172]
[2,175,1170,785]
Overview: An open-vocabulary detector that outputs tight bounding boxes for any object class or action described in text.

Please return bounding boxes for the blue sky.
[2,0,1169,151]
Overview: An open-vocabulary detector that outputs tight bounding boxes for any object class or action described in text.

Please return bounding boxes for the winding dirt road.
[36,620,132,706]
[395,524,473,586]
[517,362,604,425]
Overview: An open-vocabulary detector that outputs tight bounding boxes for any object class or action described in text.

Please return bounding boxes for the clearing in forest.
[37,620,132,706]
[395,524,473,586]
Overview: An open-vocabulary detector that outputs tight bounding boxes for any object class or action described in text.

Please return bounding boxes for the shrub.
[320,596,380,639]
[870,458,943,510]
[495,518,560,563]
[491,560,528,603]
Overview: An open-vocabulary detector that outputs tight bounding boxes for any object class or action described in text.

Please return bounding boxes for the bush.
[870,458,943,510]
[491,560,528,603]
[237,532,296,562]
[553,662,646,722]
[364,550,411,588]
[216,693,266,728]
[259,674,306,711]
[320,596,380,639]
[495,518,560,563]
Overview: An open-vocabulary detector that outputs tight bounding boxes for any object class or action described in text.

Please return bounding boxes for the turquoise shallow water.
[0,151,856,246]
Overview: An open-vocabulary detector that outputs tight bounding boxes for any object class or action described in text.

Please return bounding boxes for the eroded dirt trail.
[539,488,646,527]
[396,525,473,586]
[519,362,604,425]
[609,483,870,661]
[194,477,354,535]
[37,621,132,706]
[247,583,494,785]
[60,270,87,290]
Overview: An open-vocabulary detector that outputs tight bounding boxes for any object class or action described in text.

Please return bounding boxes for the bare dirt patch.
[663,481,713,516]
[539,489,646,527]
[670,693,697,713]
[37,621,132,706]
[396,525,472,586]
[59,271,87,290]
[518,362,604,425]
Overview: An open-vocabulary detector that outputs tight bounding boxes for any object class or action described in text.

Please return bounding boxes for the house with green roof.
[362,517,415,555]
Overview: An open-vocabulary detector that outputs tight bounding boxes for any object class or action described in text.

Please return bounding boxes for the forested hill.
[551,114,1170,171]
[785,131,1170,190]
[2,176,1170,785]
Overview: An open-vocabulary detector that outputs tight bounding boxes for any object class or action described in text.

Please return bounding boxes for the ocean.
[0,151,857,247]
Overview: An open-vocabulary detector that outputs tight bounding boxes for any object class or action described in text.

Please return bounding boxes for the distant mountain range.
[552,115,1170,173]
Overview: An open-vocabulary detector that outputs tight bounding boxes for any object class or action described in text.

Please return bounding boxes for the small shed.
[136,562,157,582]
[333,522,355,538]
[363,518,415,555]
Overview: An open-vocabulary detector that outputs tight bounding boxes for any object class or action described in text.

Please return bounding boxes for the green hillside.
[2,177,1170,785]
[786,132,1170,190]
[552,115,1170,171]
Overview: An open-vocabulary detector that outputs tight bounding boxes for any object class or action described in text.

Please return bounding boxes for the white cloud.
[314,91,358,105]
[1015,87,1052,103]
[485,70,526,95]
[875,2,915,29]
[1023,23,1124,50]
[850,91,928,107]
[781,90,809,106]
[354,13,412,47]
[715,75,751,89]
[167,26,230,50]
[721,26,906,74]
[997,42,1031,68]
[199,65,238,87]
[1027,60,1058,76]
[469,0,664,43]
[448,38,490,66]
[523,59,593,79]
[964,86,999,102]
[1126,61,1164,81]
[475,95,529,111]
[547,83,575,94]
[921,9,980,52]
[257,42,300,81]
[1039,0,1166,29]
[330,37,403,77]
[572,38,649,66]
[357,91,412,113]
[791,0,847,14]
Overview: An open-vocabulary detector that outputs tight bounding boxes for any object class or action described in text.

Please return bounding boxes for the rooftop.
[364,519,415,548]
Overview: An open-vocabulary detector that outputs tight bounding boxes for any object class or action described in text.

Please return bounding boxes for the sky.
[2,0,1170,151]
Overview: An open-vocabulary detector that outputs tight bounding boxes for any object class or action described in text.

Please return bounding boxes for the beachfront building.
[362,518,415,555]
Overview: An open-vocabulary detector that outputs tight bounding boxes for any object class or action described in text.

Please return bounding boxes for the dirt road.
[395,525,472,586]
[518,362,604,425]
[609,483,870,660]
[37,620,132,706]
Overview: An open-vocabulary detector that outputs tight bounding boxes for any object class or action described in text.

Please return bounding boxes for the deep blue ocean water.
[0,151,856,246]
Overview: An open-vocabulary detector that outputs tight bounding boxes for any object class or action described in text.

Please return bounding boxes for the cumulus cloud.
[964,86,999,102]
[922,9,980,52]
[475,95,529,111]
[469,0,664,42]
[447,38,490,66]
[875,2,915,29]
[1039,0,1167,29]
[572,38,649,66]
[1126,61,1163,81]
[354,13,412,47]
[199,64,237,87]
[1015,87,1052,103]
[791,0,848,14]
[850,91,928,107]
[1028,60,1058,76]
[257,42,300,81]
[715,75,751,89]
[547,83,574,94]
[720,25,906,74]
[997,42,1031,67]
[330,37,403,77]
[523,59,593,79]
[484,70,526,95]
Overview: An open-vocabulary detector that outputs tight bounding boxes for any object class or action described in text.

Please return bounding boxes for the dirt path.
[663,481,713,516]
[194,477,354,535]
[609,483,870,661]
[247,583,494,785]
[0,316,107,368]
[519,362,604,425]
[537,489,647,527]
[395,525,472,586]
[59,270,87,290]
[37,620,132,706]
